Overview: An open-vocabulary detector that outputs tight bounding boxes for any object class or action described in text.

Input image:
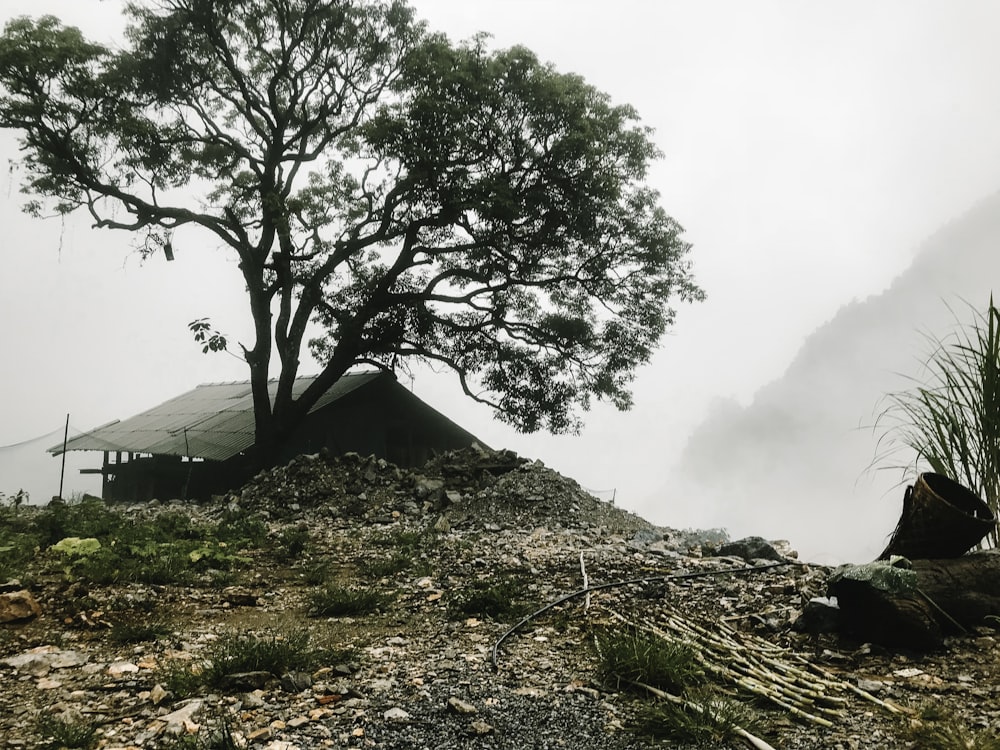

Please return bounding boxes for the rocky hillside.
[1,446,999,749]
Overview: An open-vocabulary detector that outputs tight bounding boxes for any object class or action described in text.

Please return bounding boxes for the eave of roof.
[49,371,385,461]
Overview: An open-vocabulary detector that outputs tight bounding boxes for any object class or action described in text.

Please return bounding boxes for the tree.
[0,0,702,466]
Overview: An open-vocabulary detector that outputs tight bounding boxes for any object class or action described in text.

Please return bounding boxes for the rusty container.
[878,472,996,560]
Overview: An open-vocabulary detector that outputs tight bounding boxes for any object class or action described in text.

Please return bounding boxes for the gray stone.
[280,671,313,693]
[159,699,203,735]
[629,527,663,546]
[794,597,843,634]
[383,707,411,721]
[446,696,477,714]
[218,671,274,691]
[716,536,786,563]
[2,647,88,676]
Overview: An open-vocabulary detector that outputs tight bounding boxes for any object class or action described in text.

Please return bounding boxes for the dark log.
[828,551,1000,650]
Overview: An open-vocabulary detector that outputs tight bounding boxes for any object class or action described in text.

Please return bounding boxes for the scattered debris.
[2,446,1000,749]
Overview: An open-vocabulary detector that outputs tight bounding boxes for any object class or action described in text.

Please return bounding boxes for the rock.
[150,684,170,706]
[2,646,88,676]
[629,527,663,547]
[469,719,494,736]
[242,690,267,709]
[280,671,312,693]
[716,536,786,563]
[383,707,411,721]
[107,661,140,676]
[219,671,275,691]
[793,597,842,634]
[246,726,272,743]
[446,696,477,714]
[223,588,261,607]
[0,590,42,623]
[158,699,203,736]
[433,514,451,533]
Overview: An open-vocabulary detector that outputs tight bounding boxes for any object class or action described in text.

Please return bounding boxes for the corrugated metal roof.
[50,371,385,461]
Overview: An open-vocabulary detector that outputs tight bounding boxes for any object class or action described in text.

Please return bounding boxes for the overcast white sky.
[3,1,1000,559]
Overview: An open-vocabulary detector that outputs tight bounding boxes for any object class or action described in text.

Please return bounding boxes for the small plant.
[631,691,763,745]
[596,628,704,694]
[276,525,310,559]
[302,560,332,585]
[36,712,98,749]
[906,716,1000,750]
[109,616,171,644]
[203,629,319,687]
[308,583,392,617]
[1,488,28,509]
[448,578,531,620]
[159,660,205,699]
[361,551,411,578]
[216,511,268,546]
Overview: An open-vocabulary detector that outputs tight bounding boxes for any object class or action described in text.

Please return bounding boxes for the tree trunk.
[829,551,1000,650]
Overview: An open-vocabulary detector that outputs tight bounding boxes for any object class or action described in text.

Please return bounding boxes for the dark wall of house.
[101,378,480,501]
[279,378,480,468]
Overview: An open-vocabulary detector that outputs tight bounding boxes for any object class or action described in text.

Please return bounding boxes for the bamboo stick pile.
[604,605,908,727]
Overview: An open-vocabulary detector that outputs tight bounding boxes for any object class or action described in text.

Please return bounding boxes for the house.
[50,371,483,502]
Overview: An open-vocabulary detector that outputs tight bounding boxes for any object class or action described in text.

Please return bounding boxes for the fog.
[649,191,1000,564]
[0,427,101,504]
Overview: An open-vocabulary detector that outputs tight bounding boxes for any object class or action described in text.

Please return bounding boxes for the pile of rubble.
[235,444,654,537]
[2,447,1000,749]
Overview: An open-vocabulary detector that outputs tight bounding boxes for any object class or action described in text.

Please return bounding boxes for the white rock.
[107,661,140,676]
[159,699,204,735]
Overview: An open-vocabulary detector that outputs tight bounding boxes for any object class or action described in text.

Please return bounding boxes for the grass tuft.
[203,629,319,686]
[109,616,171,644]
[596,628,704,694]
[448,577,531,620]
[308,583,392,617]
[906,711,1000,750]
[875,295,1000,547]
[36,713,98,749]
[632,691,763,744]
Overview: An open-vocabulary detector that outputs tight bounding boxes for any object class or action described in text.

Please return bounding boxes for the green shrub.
[203,629,319,687]
[277,525,310,559]
[906,716,1000,750]
[596,629,703,694]
[33,498,125,547]
[301,560,332,585]
[149,510,202,541]
[448,578,531,620]
[631,692,762,745]
[36,713,98,749]
[109,616,171,644]
[876,296,1000,547]
[361,551,412,578]
[308,584,392,617]
[159,660,205,699]
[216,511,268,546]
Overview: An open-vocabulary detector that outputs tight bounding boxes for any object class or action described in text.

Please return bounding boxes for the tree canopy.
[0,0,702,463]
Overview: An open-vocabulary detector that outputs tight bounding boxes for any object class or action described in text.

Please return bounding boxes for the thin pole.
[58,413,69,500]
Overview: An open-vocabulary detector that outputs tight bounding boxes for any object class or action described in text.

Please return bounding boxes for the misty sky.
[3,1,1000,561]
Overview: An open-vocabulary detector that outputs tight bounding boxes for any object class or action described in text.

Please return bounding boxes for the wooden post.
[58,413,69,500]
